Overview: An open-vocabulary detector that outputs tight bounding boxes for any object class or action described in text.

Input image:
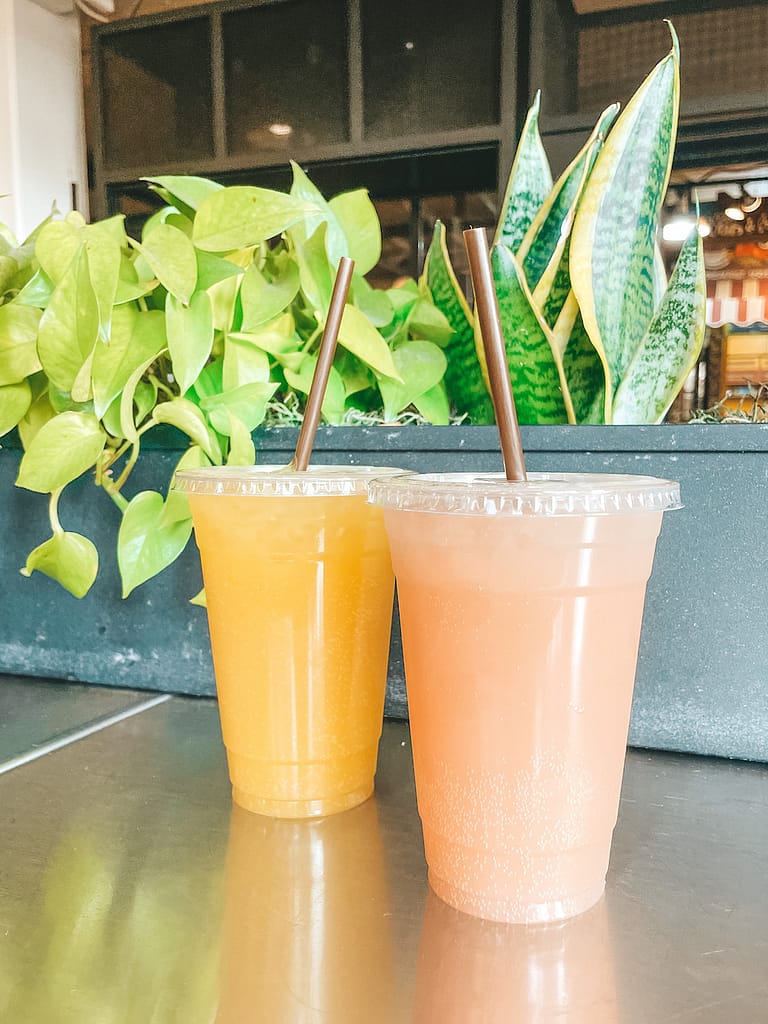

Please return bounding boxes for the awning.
[707,277,768,328]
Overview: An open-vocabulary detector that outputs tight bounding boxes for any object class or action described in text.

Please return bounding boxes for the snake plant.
[423,22,706,425]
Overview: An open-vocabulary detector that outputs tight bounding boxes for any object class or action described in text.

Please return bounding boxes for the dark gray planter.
[2,424,767,762]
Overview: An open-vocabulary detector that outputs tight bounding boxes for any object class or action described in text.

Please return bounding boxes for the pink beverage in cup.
[369,472,680,924]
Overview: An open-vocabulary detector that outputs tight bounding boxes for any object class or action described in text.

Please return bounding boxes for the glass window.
[100,20,213,168]
[223,0,349,156]
[361,0,501,138]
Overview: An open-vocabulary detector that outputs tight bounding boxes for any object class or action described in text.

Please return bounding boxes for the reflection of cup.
[371,472,680,923]
[216,799,395,1024]
[176,465,399,818]
[414,890,617,1023]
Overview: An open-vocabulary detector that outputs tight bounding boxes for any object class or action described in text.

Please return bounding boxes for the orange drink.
[175,466,399,818]
[370,472,680,923]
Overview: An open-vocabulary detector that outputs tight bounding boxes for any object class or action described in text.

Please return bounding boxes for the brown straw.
[291,255,355,471]
[463,228,527,482]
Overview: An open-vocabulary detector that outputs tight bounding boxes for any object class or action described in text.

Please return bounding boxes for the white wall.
[0,0,87,239]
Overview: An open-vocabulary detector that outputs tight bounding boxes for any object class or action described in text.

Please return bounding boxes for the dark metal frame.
[90,0,520,219]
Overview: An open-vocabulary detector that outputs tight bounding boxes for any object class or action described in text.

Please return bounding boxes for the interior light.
[724,204,745,221]
[404,40,415,51]
[268,123,293,137]
[742,195,762,214]
[662,218,695,243]
[698,220,711,238]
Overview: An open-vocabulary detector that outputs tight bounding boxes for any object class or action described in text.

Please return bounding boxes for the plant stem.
[301,324,322,354]
[48,488,64,535]
[149,373,175,401]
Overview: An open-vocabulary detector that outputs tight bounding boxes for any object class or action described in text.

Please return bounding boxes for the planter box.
[2,424,767,761]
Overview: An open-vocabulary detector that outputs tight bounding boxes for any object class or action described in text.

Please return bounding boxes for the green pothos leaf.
[21,530,99,598]
[118,490,193,597]
[15,411,106,493]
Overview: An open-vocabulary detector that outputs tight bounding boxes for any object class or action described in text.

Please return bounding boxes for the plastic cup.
[369,471,681,923]
[175,465,400,818]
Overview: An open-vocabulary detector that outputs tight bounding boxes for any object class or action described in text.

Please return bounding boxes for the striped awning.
[707,277,768,328]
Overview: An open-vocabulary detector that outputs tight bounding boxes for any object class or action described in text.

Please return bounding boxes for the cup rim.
[367,471,682,517]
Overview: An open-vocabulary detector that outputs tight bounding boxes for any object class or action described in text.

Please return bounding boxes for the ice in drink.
[370,472,680,923]
[175,466,399,818]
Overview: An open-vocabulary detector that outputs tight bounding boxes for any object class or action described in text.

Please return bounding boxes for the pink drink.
[370,472,680,924]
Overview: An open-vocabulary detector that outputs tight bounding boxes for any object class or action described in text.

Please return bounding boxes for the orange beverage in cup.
[370,472,680,923]
[175,466,399,818]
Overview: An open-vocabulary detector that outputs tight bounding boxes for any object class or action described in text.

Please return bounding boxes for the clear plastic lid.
[368,472,682,517]
[174,464,404,498]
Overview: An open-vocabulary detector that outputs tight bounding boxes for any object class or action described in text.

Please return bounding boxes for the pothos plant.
[0,165,454,598]
[423,22,707,427]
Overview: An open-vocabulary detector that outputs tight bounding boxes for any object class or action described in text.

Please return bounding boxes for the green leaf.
[132,223,198,304]
[289,162,348,267]
[493,92,552,251]
[240,260,300,331]
[133,379,157,427]
[190,358,223,404]
[119,347,168,441]
[408,298,454,347]
[491,244,568,424]
[118,490,193,597]
[0,380,32,436]
[552,293,606,424]
[423,220,494,423]
[521,104,619,296]
[114,256,157,305]
[193,186,319,252]
[571,25,680,418]
[153,397,222,461]
[143,175,224,214]
[92,307,166,419]
[378,341,447,420]
[0,304,42,384]
[336,350,373,396]
[89,214,129,251]
[15,269,55,308]
[166,445,210,523]
[228,314,298,358]
[37,246,99,391]
[35,220,81,284]
[195,250,244,292]
[200,381,278,434]
[413,382,450,425]
[166,291,214,395]
[284,355,346,425]
[337,304,400,380]
[294,222,333,312]
[18,389,55,447]
[351,275,394,327]
[208,273,242,333]
[613,225,705,424]
[328,189,381,275]
[83,228,122,341]
[225,411,256,465]
[20,530,99,598]
[16,411,106,492]
[222,333,271,390]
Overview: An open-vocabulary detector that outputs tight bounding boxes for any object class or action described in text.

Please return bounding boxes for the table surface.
[0,675,766,1023]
